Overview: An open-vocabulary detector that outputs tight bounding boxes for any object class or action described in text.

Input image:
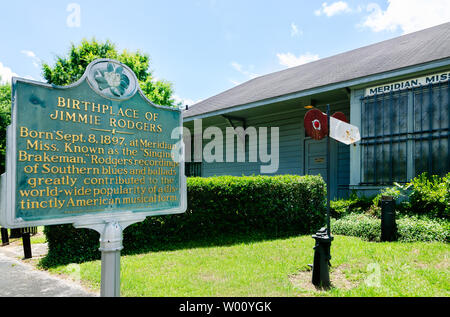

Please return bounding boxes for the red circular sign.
[304,109,328,140]
[331,112,348,123]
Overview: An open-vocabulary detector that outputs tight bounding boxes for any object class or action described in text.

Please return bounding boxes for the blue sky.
[1,0,449,106]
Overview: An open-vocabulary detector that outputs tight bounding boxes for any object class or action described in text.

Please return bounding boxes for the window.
[185,162,202,177]
[185,135,202,177]
[360,81,449,185]
[413,84,449,177]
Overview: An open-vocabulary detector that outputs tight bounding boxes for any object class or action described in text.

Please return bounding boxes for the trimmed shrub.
[41,175,326,268]
[331,214,381,241]
[332,213,449,243]
[396,216,450,243]
[330,192,373,219]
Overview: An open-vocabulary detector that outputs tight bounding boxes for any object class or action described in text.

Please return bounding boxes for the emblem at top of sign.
[87,59,138,100]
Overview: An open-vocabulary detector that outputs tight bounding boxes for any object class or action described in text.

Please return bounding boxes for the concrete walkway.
[0,241,98,297]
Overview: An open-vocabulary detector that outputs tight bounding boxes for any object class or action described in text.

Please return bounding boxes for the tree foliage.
[0,82,11,174]
[42,38,178,107]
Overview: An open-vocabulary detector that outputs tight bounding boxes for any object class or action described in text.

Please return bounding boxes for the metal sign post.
[305,104,360,288]
[310,105,333,288]
[326,105,332,237]
[74,216,145,297]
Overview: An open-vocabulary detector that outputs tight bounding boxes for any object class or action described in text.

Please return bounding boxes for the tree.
[0,81,11,174]
[42,38,178,107]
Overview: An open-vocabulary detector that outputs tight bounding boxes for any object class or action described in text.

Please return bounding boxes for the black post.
[10,228,22,239]
[22,232,32,259]
[312,228,333,288]
[381,196,397,242]
[311,104,333,289]
[1,228,9,246]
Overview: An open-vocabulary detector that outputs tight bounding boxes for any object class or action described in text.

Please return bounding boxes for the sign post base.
[74,216,146,297]
[311,227,333,289]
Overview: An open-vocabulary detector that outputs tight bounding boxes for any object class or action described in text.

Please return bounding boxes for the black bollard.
[10,228,22,239]
[1,228,9,246]
[311,227,333,288]
[22,232,32,259]
[381,196,397,242]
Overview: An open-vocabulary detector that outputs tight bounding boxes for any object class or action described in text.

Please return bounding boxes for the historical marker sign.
[0,59,186,228]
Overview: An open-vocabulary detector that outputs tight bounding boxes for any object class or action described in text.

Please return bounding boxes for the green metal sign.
[1,59,186,228]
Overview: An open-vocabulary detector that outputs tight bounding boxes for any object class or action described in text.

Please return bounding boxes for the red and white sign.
[329,116,361,145]
[304,109,360,145]
[304,109,328,140]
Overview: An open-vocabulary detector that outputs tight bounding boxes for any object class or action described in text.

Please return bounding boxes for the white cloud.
[21,50,37,59]
[362,0,450,34]
[231,61,243,73]
[21,50,41,68]
[276,52,320,68]
[173,94,202,107]
[315,1,351,17]
[230,61,259,79]
[229,79,242,86]
[0,62,18,84]
[291,23,302,37]
[22,75,36,81]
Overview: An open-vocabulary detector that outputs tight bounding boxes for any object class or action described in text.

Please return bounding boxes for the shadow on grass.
[40,229,314,268]
[122,230,308,257]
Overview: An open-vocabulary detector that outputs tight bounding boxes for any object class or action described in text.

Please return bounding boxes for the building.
[183,22,450,199]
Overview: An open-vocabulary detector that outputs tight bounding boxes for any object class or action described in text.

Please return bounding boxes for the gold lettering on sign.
[17,94,180,215]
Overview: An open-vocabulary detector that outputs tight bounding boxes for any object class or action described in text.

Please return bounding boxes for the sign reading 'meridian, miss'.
[365,69,450,96]
[0,59,186,228]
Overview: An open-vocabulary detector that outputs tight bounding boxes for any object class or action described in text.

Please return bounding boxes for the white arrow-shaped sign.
[329,116,361,145]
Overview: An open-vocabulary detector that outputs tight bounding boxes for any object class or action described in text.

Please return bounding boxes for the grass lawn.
[30,227,46,244]
[47,235,449,297]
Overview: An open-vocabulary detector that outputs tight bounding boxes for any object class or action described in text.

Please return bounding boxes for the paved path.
[0,243,98,297]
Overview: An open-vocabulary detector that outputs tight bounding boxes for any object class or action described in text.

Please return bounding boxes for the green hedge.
[332,213,450,243]
[41,175,326,268]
